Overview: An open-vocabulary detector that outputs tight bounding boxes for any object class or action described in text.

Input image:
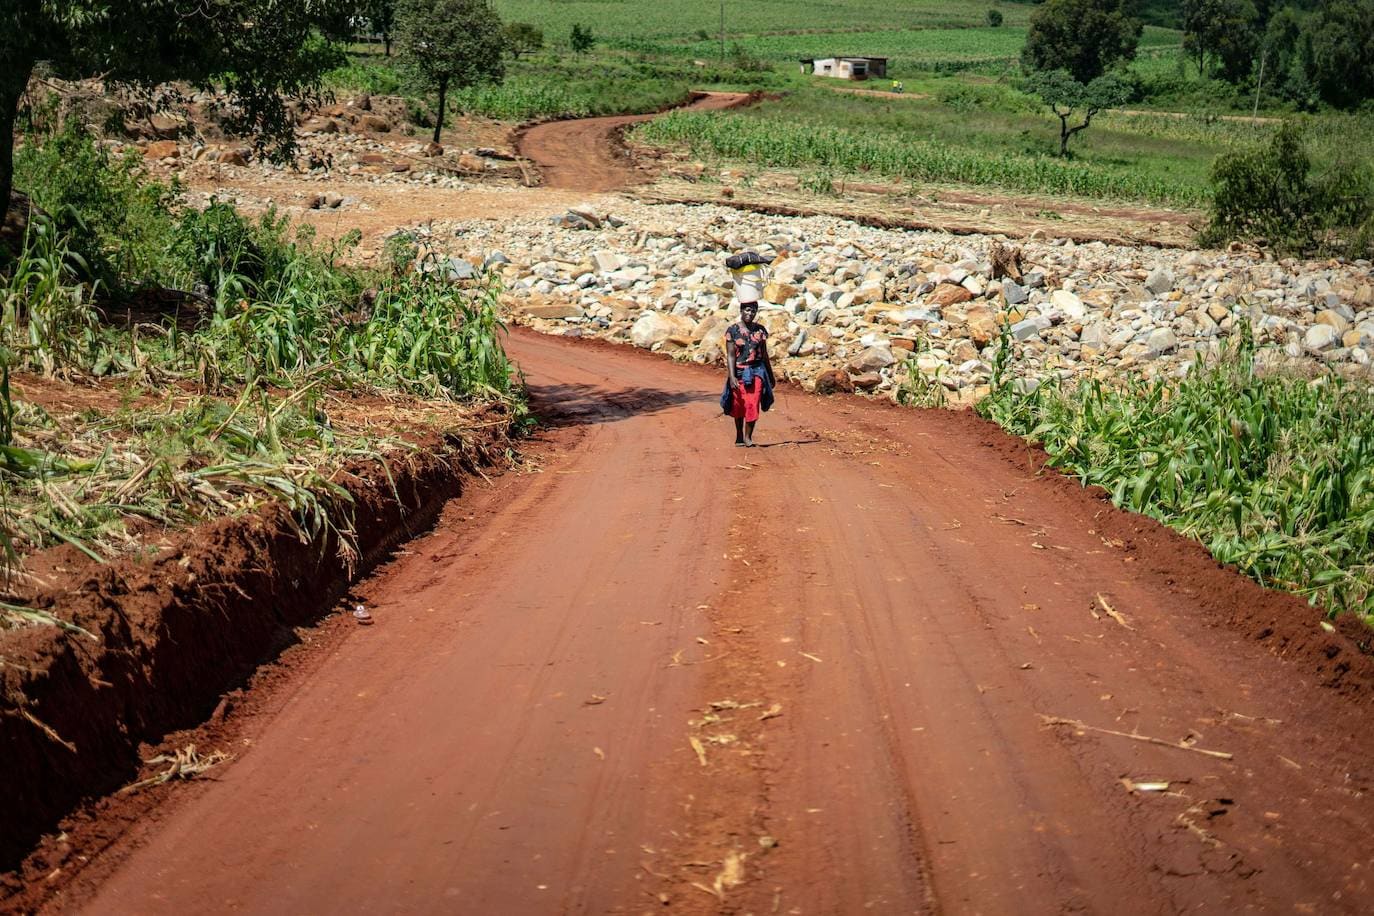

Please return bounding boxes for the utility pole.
[720,0,725,60]
[1253,46,1267,119]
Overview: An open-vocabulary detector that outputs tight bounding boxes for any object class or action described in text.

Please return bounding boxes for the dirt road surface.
[519,92,751,192]
[65,329,1374,914]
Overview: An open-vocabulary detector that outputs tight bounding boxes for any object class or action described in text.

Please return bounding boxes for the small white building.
[800,57,889,80]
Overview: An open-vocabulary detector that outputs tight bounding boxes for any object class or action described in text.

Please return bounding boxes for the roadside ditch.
[0,407,518,878]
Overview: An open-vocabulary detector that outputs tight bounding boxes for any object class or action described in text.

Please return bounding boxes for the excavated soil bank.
[0,407,515,872]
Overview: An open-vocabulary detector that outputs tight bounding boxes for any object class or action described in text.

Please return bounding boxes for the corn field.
[662,22,1175,66]
[452,78,594,120]
[977,330,1374,621]
[634,111,1207,206]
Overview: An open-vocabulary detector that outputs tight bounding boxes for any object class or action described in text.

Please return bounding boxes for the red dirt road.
[64,330,1374,914]
[519,92,750,191]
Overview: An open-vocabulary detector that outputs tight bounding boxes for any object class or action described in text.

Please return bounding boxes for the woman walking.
[724,296,774,447]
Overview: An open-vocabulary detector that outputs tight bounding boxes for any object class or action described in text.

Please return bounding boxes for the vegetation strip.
[978,330,1374,621]
[4,125,523,574]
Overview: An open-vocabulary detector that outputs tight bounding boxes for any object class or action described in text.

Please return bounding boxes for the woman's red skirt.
[729,377,763,422]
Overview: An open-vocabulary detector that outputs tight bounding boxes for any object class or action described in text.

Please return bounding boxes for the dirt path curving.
[518,92,751,192]
[52,329,1374,914]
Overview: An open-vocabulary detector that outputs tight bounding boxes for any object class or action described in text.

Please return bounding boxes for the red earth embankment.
[0,404,515,874]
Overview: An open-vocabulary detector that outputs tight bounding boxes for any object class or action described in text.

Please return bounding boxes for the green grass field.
[654,24,1179,68]
[490,0,1037,43]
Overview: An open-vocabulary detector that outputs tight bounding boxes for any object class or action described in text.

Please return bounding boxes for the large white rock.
[1315,309,1352,334]
[1304,323,1339,351]
[1144,327,1177,357]
[849,345,897,372]
[692,314,728,343]
[630,312,692,348]
[1050,289,1087,322]
[1079,322,1111,350]
[850,282,885,305]
[883,306,941,326]
[772,257,805,283]
[1010,316,1050,341]
[593,251,628,273]
[1145,266,1174,295]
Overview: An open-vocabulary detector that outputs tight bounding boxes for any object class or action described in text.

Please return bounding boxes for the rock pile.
[435,201,1373,399]
[123,92,522,195]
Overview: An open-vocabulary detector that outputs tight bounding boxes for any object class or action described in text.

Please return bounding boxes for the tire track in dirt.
[45,329,1374,914]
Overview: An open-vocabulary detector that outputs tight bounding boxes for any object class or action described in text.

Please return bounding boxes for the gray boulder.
[1145,267,1174,296]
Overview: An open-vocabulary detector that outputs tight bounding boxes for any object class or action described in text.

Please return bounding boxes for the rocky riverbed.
[433,200,1374,401]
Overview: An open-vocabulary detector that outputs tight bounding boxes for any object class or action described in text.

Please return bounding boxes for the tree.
[1258,7,1319,107]
[395,0,506,145]
[0,0,352,213]
[1021,0,1143,83]
[1302,0,1374,108]
[1182,0,1260,80]
[504,22,544,59]
[316,0,369,44]
[570,23,595,55]
[368,0,398,56]
[987,8,1004,26]
[1026,69,1132,156]
[1213,0,1262,81]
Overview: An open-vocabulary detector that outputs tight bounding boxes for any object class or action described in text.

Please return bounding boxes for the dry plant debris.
[120,743,232,794]
[1040,715,1234,760]
[1097,593,1135,630]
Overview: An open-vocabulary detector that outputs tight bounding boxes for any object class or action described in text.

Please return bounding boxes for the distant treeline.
[1018,0,1374,109]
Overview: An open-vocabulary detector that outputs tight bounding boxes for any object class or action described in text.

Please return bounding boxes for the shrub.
[570,23,594,55]
[504,22,544,59]
[12,121,180,287]
[0,214,105,377]
[729,43,772,73]
[166,201,319,305]
[986,8,1004,27]
[1201,122,1374,256]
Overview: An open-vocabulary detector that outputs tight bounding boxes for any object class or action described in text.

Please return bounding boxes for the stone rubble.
[121,92,523,204]
[430,201,1374,400]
